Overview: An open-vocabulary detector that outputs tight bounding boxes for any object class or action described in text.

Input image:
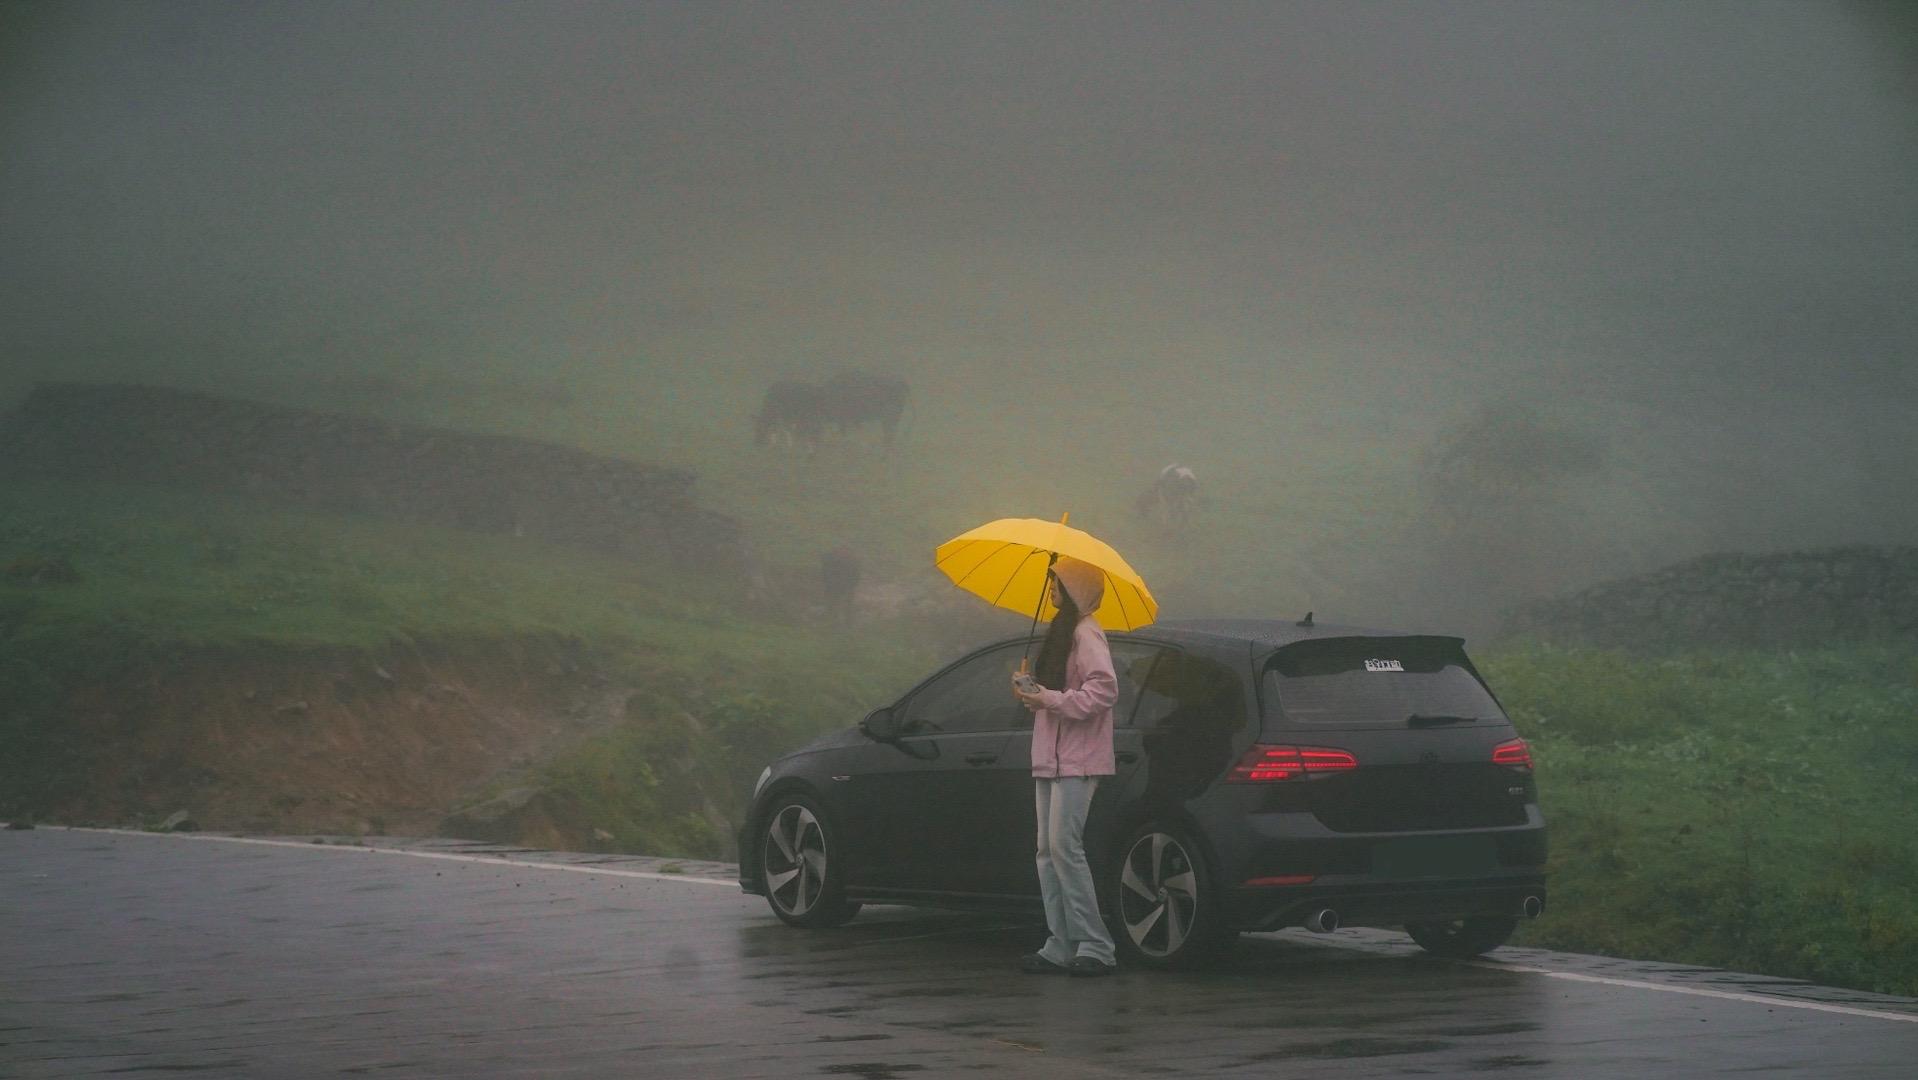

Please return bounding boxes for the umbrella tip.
[1060,511,1069,525]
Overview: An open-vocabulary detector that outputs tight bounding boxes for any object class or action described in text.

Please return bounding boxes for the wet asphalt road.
[4,828,1916,1078]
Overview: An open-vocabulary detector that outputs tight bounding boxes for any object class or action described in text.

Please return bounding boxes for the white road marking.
[22,825,1918,1025]
[1470,960,1918,1025]
[37,825,739,887]
[1280,927,1918,1024]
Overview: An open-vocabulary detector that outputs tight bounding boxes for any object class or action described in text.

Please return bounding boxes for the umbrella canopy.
[934,514,1158,632]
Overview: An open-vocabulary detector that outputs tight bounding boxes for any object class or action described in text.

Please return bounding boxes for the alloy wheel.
[1118,831,1200,958]
[763,804,829,918]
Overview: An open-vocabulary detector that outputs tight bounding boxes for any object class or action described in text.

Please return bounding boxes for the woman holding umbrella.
[936,515,1153,975]
[1012,556,1120,977]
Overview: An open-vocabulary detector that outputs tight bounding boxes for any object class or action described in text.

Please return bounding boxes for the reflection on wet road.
[3,828,1914,1077]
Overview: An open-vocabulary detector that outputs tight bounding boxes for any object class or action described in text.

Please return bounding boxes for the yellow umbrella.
[934,513,1158,633]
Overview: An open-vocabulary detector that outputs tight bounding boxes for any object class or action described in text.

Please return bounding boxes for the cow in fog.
[820,371,909,445]
[753,371,910,450]
[1136,463,1199,527]
[754,380,828,450]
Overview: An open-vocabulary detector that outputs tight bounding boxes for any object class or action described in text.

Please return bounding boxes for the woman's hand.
[1011,674,1048,710]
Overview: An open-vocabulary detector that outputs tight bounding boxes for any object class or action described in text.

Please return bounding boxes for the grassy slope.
[0,477,943,825]
[1487,645,1918,996]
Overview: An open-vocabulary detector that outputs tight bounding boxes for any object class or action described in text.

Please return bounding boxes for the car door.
[967,638,1165,896]
[846,642,1030,895]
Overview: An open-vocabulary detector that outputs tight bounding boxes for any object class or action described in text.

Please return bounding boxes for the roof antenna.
[1296,610,1314,628]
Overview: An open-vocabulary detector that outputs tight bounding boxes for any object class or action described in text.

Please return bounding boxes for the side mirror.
[861,706,898,742]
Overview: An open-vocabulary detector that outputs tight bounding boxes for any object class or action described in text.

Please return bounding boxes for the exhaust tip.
[1521,895,1545,919]
[1305,908,1339,933]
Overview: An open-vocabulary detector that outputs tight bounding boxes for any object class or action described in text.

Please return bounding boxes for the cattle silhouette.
[754,372,909,450]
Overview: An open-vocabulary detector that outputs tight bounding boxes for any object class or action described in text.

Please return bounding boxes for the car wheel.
[760,795,860,928]
[1110,823,1233,968]
[1405,917,1517,958]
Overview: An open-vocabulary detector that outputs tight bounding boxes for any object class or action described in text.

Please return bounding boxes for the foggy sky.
[4,1,1916,564]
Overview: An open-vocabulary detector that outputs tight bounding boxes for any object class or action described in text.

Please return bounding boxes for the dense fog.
[4,1,1914,637]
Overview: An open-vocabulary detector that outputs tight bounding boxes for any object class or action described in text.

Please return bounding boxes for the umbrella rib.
[1109,569,1131,628]
[1120,571,1143,629]
[944,540,1019,590]
[933,538,988,572]
[989,547,1048,608]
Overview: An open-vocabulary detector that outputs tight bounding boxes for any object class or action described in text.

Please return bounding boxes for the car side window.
[1130,650,1244,732]
[898,643,1030,735]
[1109,641,1167,729]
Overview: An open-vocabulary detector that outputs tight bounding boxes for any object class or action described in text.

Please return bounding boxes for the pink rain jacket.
[1030,617,1119,778]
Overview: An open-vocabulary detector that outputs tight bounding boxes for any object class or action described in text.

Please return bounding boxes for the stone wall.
[1,382,743,571]
[1504,546,1918,651]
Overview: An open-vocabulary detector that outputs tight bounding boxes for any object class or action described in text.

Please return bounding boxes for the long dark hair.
[1033,571,1081,689]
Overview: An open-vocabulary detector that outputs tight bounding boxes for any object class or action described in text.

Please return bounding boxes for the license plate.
[1370,836,1496,879]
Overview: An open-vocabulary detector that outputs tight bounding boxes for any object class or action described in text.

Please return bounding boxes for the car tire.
[1405,916,1518,958]
[1109,823,1234,969]
[759,794,860,928]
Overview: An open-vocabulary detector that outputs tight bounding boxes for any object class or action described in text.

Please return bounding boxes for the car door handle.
[964,753,998,766]
[1116,751,1139,764]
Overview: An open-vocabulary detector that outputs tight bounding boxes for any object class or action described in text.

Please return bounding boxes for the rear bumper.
[1206,799,1548,932]
[1219,805,1549,932]
[1225,874,1547,931]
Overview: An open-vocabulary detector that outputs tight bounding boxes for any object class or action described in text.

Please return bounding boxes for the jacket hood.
[1052,556,1105,614]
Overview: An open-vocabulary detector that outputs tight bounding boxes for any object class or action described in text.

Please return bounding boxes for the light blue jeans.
[1034,776,1117,966]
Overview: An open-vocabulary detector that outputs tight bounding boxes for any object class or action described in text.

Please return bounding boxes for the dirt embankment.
[45,637,630,839]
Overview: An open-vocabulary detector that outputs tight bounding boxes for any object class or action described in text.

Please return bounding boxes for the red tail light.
[1225,744,1358,782]
[1492,738,1533,770]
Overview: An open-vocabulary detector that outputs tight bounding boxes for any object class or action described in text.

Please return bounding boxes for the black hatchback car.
[737,618,1547,967]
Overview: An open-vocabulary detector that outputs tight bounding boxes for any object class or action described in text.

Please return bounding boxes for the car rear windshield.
[1260,637,1505,729]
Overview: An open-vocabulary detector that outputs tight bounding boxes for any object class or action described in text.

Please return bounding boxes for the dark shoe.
[1067,957,1117,978]
[1020,952,1068,975]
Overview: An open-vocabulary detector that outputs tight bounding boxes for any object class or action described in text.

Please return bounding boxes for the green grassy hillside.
[1486,644,1918,995]
[0,476,944,823]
